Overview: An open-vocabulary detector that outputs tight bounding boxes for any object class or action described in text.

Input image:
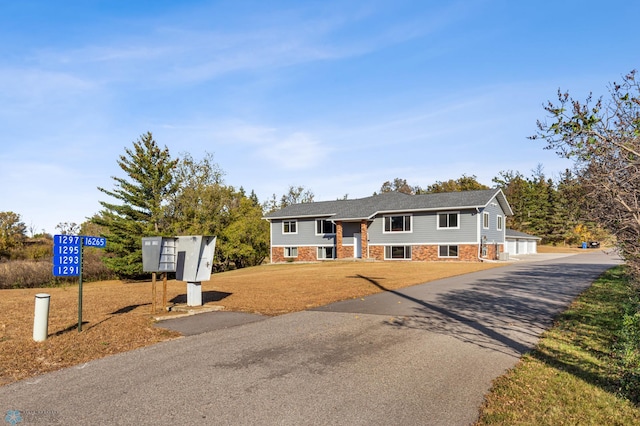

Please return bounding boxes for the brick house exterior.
[264,189,513,263]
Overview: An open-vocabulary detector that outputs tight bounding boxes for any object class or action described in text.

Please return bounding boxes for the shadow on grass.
[50,303,154,336]
[110,303,151,315]
[170,291,232,305]
[51,321,90,337]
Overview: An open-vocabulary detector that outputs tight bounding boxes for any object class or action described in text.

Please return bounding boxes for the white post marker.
[33,293,51,342]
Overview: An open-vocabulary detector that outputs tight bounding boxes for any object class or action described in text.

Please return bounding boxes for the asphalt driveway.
[0,251,621,425]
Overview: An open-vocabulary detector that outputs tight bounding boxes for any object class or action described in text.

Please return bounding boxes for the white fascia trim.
[266,213,336,221]
[272,244,333,248]
[369,242,480,246]
[486,189,514,216]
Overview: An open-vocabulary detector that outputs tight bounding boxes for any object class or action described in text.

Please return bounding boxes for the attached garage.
[505,229,541,255]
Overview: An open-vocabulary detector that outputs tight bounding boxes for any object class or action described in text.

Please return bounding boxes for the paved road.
[0,251,621,425]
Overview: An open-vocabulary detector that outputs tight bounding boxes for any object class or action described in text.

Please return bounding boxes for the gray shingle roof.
[505,229,541,240]
[264,188,513,220]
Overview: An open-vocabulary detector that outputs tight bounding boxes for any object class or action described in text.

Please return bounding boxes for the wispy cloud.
[13,1,469,89]
[156,119,330,171]
[260,132,327,170]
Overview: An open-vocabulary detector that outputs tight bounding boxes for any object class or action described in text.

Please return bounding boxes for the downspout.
[476,208,484,262]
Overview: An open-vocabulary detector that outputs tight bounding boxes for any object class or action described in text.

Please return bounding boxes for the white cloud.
[0,68,97,106]
[260,132,328,170]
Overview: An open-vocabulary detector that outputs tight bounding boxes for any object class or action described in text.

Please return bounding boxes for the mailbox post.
[142,237,177,313]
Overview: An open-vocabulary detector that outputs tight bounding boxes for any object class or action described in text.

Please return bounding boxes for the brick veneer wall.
[270,242,503,263]
[360,221,368,259]
[336,221,344,259]
[369,244,481,262]
[341,246,354,259]
[481,243,501,260]
[369,245,384,260]
[271,246,317,263]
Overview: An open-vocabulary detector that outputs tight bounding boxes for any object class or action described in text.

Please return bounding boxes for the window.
[437,212,459,229]
[483,212,490,229]
[439,245,459,258]
[384,246,412,260]
[283,220,297,234]
[316,219,336,235]
[317,246,335,259]
[284,247,298,258]
[497,215,503,231]
[384,215,412,233]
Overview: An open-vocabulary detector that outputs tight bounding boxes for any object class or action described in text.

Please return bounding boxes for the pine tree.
[94,132,179,278]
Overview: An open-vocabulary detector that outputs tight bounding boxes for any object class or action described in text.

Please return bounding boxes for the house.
[504,229,541,255]
[263,188,514,262]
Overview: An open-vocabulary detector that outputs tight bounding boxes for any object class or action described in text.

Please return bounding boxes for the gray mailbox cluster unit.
[142,236,216,306]
[142,237,178,273]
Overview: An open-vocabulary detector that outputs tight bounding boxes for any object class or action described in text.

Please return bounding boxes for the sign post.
[53,235,106,332]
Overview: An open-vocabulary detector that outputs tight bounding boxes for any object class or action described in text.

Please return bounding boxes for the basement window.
[384,245,412,260]
[317,246,335,259]
[284,247,298,258]
[438,245,458,258]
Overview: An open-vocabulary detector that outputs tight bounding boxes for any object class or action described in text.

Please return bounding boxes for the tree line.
[90,133,270,278]
[377,169,605,246]
[3,69,638,282]
[0,147,602,282]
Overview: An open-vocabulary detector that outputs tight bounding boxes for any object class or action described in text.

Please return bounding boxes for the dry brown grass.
[0,260,504,386]
[537,245,592,254]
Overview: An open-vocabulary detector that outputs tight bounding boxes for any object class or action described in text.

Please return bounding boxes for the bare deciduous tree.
[531,70,640,278]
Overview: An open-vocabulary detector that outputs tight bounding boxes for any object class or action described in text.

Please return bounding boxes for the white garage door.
[517,240,528,254]
[506,240,517,254]
[527,240,537,254]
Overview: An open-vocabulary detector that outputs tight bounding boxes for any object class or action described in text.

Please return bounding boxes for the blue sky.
[1,0,638,235]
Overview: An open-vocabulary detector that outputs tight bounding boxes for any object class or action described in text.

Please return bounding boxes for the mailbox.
[175,236,216,282]
[142,237,178,272]
[142,235,216,307]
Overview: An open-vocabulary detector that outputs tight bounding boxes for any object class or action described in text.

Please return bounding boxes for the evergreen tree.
[94,132,179,278]
[547,170,583,245]
[524,167,553,238]
[493,170,528,231]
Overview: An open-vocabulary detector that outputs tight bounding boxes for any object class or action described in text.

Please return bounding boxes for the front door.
[354,233,362,258]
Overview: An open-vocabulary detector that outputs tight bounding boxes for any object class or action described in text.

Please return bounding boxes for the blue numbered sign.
[52,235,82,276]
[83,236,106,248]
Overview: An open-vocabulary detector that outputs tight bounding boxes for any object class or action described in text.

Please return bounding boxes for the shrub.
[0,254,116,289]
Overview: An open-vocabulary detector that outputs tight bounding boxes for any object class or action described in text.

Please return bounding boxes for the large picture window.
[438,245,458,258]
[384,245,412,260]
[316,219,336,235]
[384,215,412,233]
[437,212,459,229]
[283,220,297,234]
